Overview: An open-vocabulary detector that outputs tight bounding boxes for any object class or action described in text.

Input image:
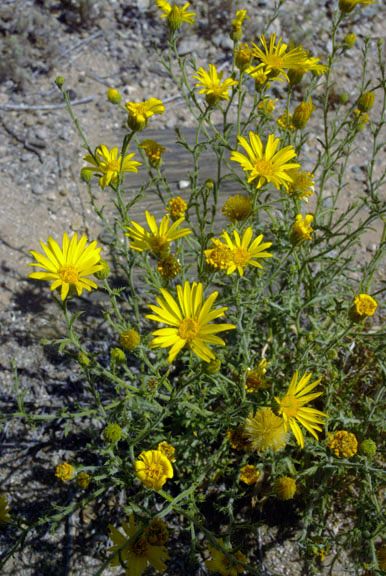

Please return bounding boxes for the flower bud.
[77,351,90,367]
[76,472,91,489]
[55,76,65,89]
[120,328,140,351]
[343,33,356,49]
[107,88,122,104]
[357,91,375,112]
[358,438,376,457]
[94,259,110,280]
[204,358,222,374]
[274,476,296,500]
[103,423,122,444]
[288,67,305,86]
[80,167,93,183]
[110,347,126,365]
[293,98,315,130]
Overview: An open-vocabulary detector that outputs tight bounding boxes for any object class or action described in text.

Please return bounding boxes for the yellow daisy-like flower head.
[230,9,249,42]
[275,371,328,449]
[125,98,165,131]
[139,139,166,169]
[352,294,378,318]
[156,0,195,31]
[204,238,233,270]
[288,56,328,85]
[290,214,314,245]
[166,196,187,220]
[108,514,169,574]
[0,494,11,524]
[339,0,376,14]
[327,430,358,458]
[240,465,260,486]
[55,462,75,483]
[83,145,141,190]
[251,34,309,81]
[193,64,238,107]
[135,450,173,491]
[146,281,236,363]
[274,476,296,500]
[206,539,246,576]
[28,233,103,301]
[222,194,252,222]
[221,227,273,276]
[234,43,253,71]
[231,132,299,190]
[285,168,314,201]
[245,407,287,452]
[126,210,191,257]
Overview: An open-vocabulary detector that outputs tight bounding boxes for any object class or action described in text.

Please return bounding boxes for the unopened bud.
[357,91,375,113]
[107,88,122,104]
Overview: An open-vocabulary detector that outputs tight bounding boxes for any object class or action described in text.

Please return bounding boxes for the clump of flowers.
[55,462,75,483]
[327,431,358,458]
[120,328,141,351]
[146,281,235,363]
[245,359,269,393]
[108,514,169,574]
[126,211,191,257]
[231,132,299,190]
[135,449,174,490]
[29,233,103,301]
[240,465,260,486]
[166,196,187,220]
[290,214,314,244]
[274,476,296,500]
[244,407,287,452]
[206,538,246,575]
[275,371,328,448]
[193,64,238,107]
[83,145,141,189]
[222,194,252,222]
[125,98,165,131]
[156,0,195,32]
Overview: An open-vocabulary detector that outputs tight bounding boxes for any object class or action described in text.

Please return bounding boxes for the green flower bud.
[343,33,356,49]
[357,91,375,113]
[340,92,349,104]
[103,423,122,444]
[94,259,110,280]
[110,347,126,365]
[55,76,65,89]
[80,167,93,183]
[358,439,376,457]
[107,88,122,104]
[120,329,140,351]
[77,351,90,367]
[204,358,222,374]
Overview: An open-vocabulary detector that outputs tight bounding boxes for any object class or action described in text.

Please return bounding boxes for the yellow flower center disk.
[149,235,169,255]
[254,158,273,177]
[232,247,250,267]
[280,395,299,417]
[132,536,149,557]
[266,54,284,68]
[107,160,121,172]
[178,318,199,342]
[58,265,79,284]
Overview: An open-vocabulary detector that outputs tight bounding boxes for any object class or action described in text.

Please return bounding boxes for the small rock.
[32,182,44,195]
[366,243,377,253]
[178,180,190,190]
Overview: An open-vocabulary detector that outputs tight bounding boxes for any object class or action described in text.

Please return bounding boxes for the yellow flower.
[234,44,253,71]
[258,98,278,115]
[158,441,176,462]
[107,88,121,104]
[55,462,75,483]
[193,64,238,106]
[251,34,309,80]
[139,139,166,169]
[277,112,295,132]
[274,476,296,500]
[275,371,328,449]
[240,465,260,486]
[157,254,181,280]
[245,359,269,393]
[146,281,236,363]
[83,145,141,189]
[327,430,358,458]
[156,0,195,31]
[221,227,273,276]
[339,0,376,14]
[227,426,252,452]
[352,294,378,318]
[206,539,246,575]
[166,196,187,220]
[231,132,299,190]
[245,407,287,452]
[285,168,314,201]
[146,518,169,546]
[135,450,173,491]
[293,97,315,129]
[125,98,165,131]
[126,210,191,257]
[358,91,375,112]
[343,33,357,49]
[222,194,252,222]
[120,328,141,351]
[288,57,328,84]
[76,472,91,489]
[230,9,249,42]
[108,514,169,575]
[205,239,233,270]
[28,233,103,301]
[0,494,11,524]
[290,214,314,244]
